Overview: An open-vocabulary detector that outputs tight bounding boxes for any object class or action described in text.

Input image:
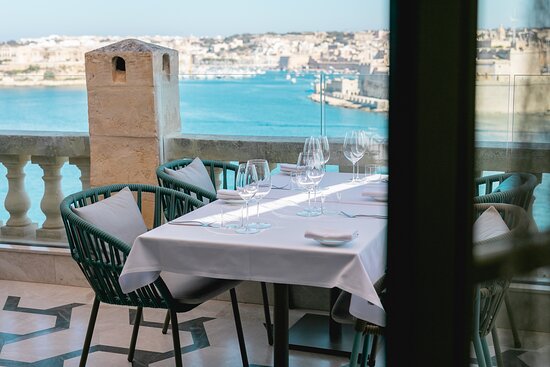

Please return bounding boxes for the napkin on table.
[364,174,389,183]
[217,189,242,200]
[304,228,359,242]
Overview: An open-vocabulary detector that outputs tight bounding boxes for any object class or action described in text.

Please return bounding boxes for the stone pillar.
[0,154,37,237]
[32,156,68,240]
[69,157,91,190]
[85,39,180,225]
[85,39,180,187]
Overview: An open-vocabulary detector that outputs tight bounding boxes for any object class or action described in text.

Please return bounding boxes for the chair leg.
[504,293,522,348]
[260,282,274,346]
[367,335,379,367]
[230,288,249,367]
[128,306,142,362]
[170,309,183,367]
[349,331,363,367]
[491,327,504,367]
[162,310,170,334]
[472,335,487,367]
[480,336,493,367]
[360,334,371,367]
[80,298,100,367]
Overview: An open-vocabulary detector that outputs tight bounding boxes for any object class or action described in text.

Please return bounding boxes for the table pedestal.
[288,314,354,357]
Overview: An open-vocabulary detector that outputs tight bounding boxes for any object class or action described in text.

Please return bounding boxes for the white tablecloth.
[119,173,388,326]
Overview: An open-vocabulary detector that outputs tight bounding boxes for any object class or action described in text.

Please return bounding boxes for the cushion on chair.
[494,174,521,193]
[473,206,510,242]
[160,271,241,304]
[330,290,355,325]
[164,157,216,200]
[71,186,147,246]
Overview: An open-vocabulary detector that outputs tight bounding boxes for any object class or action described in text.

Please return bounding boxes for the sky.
[0,0,547,42]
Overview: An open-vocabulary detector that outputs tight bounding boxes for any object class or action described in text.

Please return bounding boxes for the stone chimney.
[85,39,180,189]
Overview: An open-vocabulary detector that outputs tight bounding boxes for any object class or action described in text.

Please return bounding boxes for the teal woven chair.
[474,172,538,212]
[471,203,529,367]
[331,275,386,367]
[474,172,538,348]
[60,184,249,367]
[157,158,275,345]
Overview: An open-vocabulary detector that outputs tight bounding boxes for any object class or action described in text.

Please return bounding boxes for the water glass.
[363,164,380,182]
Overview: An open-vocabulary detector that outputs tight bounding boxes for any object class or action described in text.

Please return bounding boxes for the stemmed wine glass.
[319,135,330,165]
[295,152,319,217]
[247,159,271,229]
[235,163,259,234]
[303,136,326,211]
[343,130,366,183]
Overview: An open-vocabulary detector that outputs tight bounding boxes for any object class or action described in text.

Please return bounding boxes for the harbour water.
[0,71,548,230]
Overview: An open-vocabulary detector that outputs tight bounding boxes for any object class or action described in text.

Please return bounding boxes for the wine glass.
[343,130,364,182]
[295,152,320,217]
[303,136,325,210]
[235,163,259,234]
[247,159,271,229]
[319,135,330,165]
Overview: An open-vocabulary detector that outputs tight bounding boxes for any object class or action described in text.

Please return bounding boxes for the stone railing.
[0,131,89,244]
[1,131,549,246]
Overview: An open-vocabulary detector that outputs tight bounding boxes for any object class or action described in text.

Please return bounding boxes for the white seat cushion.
[71,186,147,246]
[165,157,216,202]
[161,271,241,304]
[473,206,510,243]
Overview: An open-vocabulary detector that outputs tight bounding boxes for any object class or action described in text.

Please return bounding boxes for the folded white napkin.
[304,228,359,242]
[216,189,242,200]
[280,163,298,173]
[364,174,389,183]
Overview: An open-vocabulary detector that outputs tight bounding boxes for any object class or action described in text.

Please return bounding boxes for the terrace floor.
[0,280,548,367]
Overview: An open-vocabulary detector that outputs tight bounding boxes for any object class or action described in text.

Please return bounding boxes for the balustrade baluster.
[69,157,91,190]
[31,156,68,240]
[0,154,37,237]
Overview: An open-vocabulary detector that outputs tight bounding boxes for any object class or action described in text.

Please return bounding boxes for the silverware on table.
[339,211,387,219]
[168,220,217,227]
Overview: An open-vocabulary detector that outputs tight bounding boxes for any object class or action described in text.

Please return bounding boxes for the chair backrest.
[473,172,538,211]
[472,203,530,337]
[60,183,203,308]
[156,158,239,202]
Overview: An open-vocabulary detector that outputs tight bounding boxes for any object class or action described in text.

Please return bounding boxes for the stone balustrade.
[1,130,549,246]
[0,131,89,244]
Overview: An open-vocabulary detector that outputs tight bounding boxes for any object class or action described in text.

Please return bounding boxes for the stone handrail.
[1,130,549,246]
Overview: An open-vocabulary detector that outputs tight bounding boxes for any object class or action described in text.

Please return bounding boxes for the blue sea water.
[0,71,548,230]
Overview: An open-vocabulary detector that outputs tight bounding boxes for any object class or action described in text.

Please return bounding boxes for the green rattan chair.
[474,172,538,212]
[471,203,529,367]
[60,184,249,367]
[330,275,386,367]
[474,172,538,348]
[156,158,239,203]
[157,158,275,345]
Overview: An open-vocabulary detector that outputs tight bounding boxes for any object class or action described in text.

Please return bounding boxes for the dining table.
[119,171,388,367]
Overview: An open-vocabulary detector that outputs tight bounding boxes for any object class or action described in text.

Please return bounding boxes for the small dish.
[317,238,351,246]
[312,231,359,246]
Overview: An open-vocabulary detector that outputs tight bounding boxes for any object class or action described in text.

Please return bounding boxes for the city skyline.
[1,0,548,42]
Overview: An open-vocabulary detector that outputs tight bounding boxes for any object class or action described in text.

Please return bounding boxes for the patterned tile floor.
[0,280,548,366]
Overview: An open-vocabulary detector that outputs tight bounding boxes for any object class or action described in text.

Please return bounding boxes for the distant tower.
[510,9,518,48]
[498,24,506,41]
